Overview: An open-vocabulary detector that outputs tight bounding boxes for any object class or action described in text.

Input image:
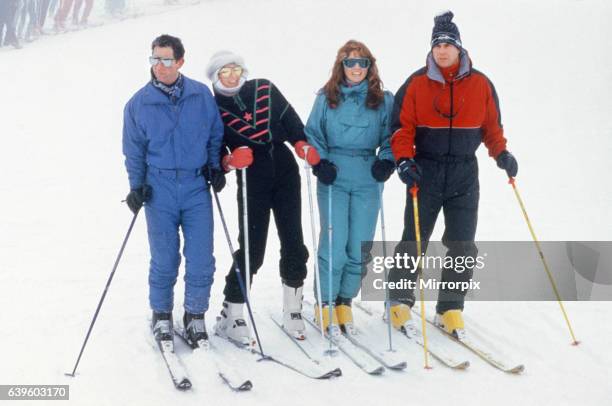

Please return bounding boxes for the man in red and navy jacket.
[388,11,519,336]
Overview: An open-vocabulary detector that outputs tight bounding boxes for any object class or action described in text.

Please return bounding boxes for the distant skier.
[389,11,518,337]
[304,40,395,334]
[205,51,320,343]
[122,35,225,346]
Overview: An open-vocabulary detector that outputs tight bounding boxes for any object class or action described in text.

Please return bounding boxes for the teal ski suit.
[305,80,393,302]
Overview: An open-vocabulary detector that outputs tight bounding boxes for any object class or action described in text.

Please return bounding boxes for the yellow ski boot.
[314,303,340,336]
[389,303,417,337]
[435,309,466,339]
[336,297,356,335]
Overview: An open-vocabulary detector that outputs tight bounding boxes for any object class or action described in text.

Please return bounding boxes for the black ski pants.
[389,154,479,314]
[223,143,309,303]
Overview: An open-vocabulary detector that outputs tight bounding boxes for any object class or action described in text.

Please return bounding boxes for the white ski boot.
[214,301,254,346]
[282,283,306,340]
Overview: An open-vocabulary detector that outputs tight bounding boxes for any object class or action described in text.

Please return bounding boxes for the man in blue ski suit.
[122,35,225,345]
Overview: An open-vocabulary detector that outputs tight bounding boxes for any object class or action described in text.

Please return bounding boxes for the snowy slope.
[1,0,611,405]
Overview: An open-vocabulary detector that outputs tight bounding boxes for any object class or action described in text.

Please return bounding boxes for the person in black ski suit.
[206,51,321,343]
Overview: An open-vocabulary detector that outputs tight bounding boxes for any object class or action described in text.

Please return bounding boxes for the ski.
[302,308,385,375]
[418,311,525,374]
[354,301,470,370]
[216,332,342,380]
[269,313,328,365]
[174,324,253,391]
[149,335,192,390]
[341,332,407,370]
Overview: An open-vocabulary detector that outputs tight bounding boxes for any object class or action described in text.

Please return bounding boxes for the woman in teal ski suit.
[305,40,395,332]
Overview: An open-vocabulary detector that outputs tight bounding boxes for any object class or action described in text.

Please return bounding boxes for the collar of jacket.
[142,74,198,105]
[426,49,471,84]
[340,79,368,102]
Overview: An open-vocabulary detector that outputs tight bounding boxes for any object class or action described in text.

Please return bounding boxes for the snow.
[1,0,611,405]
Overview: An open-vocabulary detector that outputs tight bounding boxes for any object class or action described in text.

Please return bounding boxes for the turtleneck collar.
[439,60,460,83]
[341,79,368,94]
[213,77,246,97]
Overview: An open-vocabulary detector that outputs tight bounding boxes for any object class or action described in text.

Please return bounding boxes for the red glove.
[222,146,253,171]
[294,141,321,166]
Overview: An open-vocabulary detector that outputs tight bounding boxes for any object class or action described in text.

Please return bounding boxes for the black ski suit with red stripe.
[214,78,309,303]
[388,50,507,313]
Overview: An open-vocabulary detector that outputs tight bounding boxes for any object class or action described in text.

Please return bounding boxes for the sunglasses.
[218,66,244,78]
[342,58,370,69]
[149,56,176,67]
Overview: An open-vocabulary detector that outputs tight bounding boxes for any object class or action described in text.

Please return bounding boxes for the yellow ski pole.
[508,177,580,345]
[410,184,432,368]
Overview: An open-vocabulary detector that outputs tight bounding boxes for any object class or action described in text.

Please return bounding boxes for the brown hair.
[322,40,384,109]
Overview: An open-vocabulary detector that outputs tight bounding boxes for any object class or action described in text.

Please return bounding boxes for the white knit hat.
[205,50,248,82]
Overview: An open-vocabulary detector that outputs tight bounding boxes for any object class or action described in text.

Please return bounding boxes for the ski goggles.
[149,56,176,67]
[218,66,244,78]
[342,58,371,69]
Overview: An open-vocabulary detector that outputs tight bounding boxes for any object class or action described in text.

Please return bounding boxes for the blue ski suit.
[122,76,224,314]
[305,81,394,302]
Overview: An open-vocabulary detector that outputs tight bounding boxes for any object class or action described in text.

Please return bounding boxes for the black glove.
[205,165,226,193]
[371,159,395,182]
[396,158,422,186]
[312,159,337,185]
[126,184,152,214]
[496,150,518,177]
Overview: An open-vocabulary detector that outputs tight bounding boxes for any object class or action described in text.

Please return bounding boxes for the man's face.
[151,46,184,85]
[432,43,460,68]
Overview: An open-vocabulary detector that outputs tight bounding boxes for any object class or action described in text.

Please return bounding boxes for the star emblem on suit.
[243,112,253,121]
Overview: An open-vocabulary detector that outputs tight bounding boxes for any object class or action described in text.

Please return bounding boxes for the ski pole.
[378,183,394,352]
[410,184,432,369]
[302,147,325,340]
[241,169,251,305]
[325,185,337,356]
[66,210,140,377]
[211,188,267,357]
[508,177,579,345]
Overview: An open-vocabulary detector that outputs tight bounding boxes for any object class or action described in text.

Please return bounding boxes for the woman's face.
[342,50,369,84]
[217,63,243,88]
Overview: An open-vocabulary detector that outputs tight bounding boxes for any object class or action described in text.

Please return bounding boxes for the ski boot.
[314,302,340,337]
[282,282,306,340]
[388,302,417,337]
[434,309,466,339]
[336,297,356,335]
[183,312,209,349]
[152,311,173,343]
[214,301,254,347]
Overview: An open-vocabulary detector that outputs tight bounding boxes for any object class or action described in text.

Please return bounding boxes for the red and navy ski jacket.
[391,50,507,161]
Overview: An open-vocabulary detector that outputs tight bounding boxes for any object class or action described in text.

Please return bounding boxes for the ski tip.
[508,364,525,374]
[239,380,253,391]
[452,361,470,370]
[176,378,192,390]
[389,362,408,370]
[370,366,386,375]
[317,367,343,379]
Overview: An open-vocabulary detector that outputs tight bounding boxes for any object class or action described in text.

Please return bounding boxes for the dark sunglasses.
[149,56,176,67]
[342,58,371,69]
